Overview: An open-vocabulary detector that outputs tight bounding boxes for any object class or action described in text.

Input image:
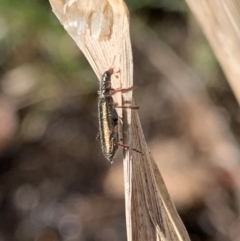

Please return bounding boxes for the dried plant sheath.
[131,109,190,240]
[48,0,191,240]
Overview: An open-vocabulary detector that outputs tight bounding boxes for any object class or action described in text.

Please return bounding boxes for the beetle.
[98,68,140,163]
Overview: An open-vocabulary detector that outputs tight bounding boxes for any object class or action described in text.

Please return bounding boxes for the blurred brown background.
[1,0,240,241]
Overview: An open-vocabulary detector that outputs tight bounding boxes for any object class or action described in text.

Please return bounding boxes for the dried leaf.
[48,0,191,240]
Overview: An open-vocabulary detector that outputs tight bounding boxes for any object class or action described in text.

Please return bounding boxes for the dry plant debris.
[185,0,240,106]
[48,0,191,240]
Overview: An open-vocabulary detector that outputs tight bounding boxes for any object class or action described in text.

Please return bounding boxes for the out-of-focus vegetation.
[1,0,240,241]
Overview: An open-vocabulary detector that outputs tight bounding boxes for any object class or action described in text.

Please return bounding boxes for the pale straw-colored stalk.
[48,0,191,240]
[185,0,240,106]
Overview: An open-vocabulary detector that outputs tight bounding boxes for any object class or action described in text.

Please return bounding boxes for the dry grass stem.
[185,0,240,105]
[48,0,191,240]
